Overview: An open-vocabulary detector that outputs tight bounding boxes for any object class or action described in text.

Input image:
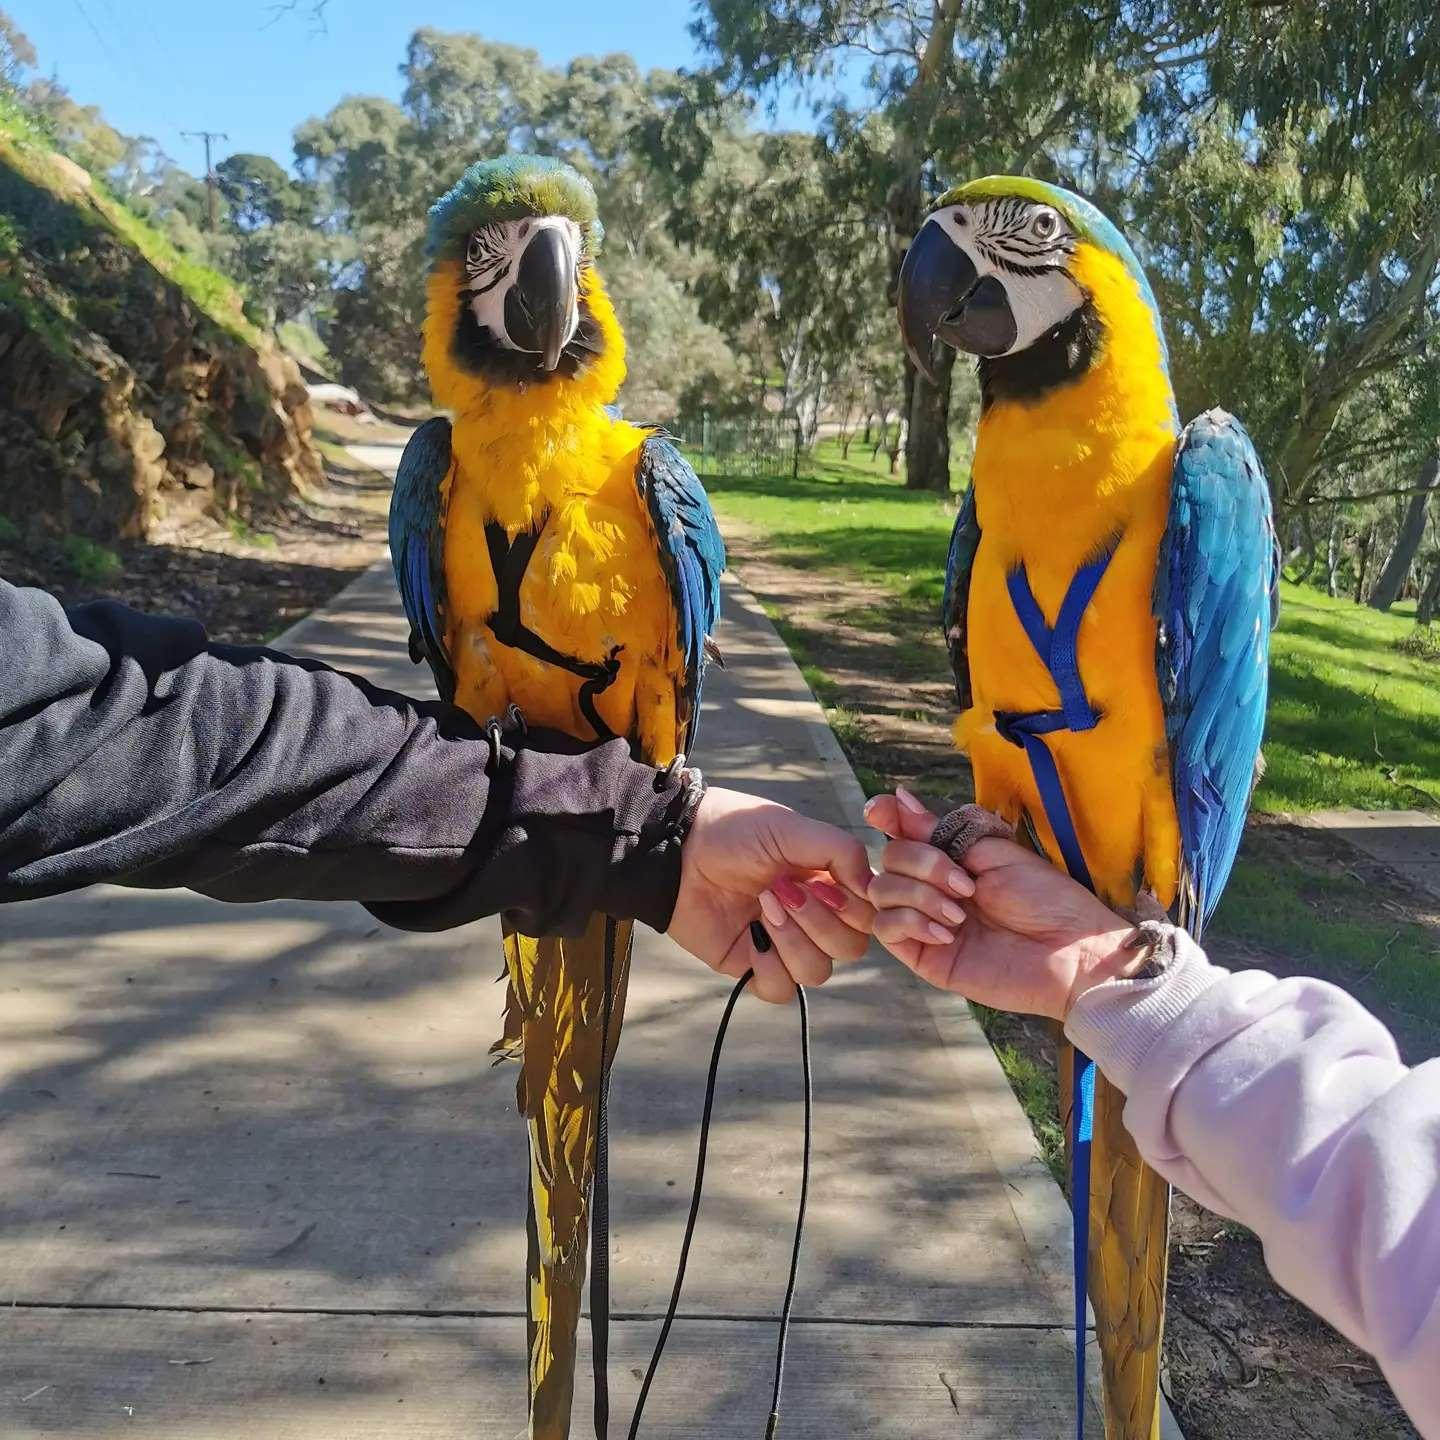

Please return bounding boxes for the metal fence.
[670,409,806,479]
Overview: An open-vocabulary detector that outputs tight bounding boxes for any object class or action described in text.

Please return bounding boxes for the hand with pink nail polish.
[669,787,877,1004]
[863,789,1133,1020]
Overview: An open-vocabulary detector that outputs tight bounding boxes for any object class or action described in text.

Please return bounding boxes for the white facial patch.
[928,199,1087,356]
[462,215,583,354]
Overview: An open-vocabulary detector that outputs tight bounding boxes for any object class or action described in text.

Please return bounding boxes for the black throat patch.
[976,300,1101,412]
[450,295,605,387]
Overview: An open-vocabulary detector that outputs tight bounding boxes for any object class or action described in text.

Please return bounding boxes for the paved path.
[1296,809,1440,904]
[1,445,1116,1436]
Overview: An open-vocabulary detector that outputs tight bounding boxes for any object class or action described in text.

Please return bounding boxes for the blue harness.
[998,552,1113,1439]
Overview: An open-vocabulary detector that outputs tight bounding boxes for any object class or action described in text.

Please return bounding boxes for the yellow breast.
[958,244,1183,908]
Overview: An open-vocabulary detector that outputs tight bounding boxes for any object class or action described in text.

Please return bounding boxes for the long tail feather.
[1061,1034,1169,1440]
[497,915,632,1440]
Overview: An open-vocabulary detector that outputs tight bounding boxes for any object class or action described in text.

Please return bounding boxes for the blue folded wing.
[1155,409,1279,932]
[941,486,981,711]
[635,433,726,754]
[388,416,456,703]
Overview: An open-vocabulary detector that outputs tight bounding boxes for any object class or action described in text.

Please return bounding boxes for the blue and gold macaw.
[388,156,725,1439]
[897,176,1278,1438]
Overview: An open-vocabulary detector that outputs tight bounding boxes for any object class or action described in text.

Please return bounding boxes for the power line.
[67,0,112,57]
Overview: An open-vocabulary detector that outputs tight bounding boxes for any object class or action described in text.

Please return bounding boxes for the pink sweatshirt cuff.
[1063,931,1227,1094]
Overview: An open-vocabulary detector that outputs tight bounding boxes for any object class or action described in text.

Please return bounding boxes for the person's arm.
[0,579,875,1000]
[865,791,1440,1435]
[0,578,688,935]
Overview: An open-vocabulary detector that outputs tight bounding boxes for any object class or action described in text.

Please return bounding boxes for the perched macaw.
[388,156,725,1439]
[897,176,1278,1438]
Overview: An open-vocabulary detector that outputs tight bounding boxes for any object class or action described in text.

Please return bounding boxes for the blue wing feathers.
[634,434,725,754]
[389,417,455,702]
[1155,409,1278,931]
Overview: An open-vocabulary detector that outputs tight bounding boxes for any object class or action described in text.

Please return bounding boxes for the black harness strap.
[483,520,623,742]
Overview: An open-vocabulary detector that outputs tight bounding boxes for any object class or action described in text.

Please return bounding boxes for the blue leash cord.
[997,555,1113,1440]
[1072,1049,1097,1439]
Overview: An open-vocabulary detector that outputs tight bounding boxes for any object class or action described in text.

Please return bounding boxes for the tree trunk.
[1325,507,1343,598]
[904,345,956,491]
[1418,556,1440,625]
[1368,453,1440,609]
[882,0,964,493]
[1354,523,1376,604]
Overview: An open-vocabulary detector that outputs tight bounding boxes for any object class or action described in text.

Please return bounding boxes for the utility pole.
[182,130,229,233]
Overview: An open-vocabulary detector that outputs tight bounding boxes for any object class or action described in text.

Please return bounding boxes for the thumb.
[894,786,940,841]
[862,787,940,842]
[770,811,874,898]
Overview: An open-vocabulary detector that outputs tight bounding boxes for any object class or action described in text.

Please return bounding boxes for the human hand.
[668,787,876,1004]
[864,789,1141,1020]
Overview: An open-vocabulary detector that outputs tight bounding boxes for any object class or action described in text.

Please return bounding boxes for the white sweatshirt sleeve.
[1064,934,1440,1438]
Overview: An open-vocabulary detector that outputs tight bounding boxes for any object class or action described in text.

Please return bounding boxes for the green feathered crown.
[425,155,603,261]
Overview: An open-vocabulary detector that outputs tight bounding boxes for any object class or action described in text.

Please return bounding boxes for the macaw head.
[897,175,1171,408]
[421,155,626,409]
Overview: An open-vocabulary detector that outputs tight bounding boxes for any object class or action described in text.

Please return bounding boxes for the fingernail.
[940,899,967,924]
[896,786,926,816]
[808,879,847,912]
[928,921,956,944]
[759,890,787,928]
[862,797,878,818]
[946,867,975,896]
[773,876,807,909]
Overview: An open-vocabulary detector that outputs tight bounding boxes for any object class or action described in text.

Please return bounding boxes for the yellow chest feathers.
[958,243,1183,906]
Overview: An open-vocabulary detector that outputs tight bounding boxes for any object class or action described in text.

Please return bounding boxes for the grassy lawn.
[706,440,1440,815]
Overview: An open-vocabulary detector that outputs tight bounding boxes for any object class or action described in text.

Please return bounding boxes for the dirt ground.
[722,519,1428,1440]
[2,414,405,643]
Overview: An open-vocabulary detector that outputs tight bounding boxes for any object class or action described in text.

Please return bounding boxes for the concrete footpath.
[1,496,1109,1434]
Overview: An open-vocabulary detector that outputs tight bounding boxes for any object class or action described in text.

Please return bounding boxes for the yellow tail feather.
[1061,1036,1169,1440]
[497,914,633,1440]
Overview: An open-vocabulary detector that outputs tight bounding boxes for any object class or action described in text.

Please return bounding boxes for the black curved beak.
[505,225,577,372]
[897,221,1018,381]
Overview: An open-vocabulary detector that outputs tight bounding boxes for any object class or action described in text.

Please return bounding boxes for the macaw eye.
[1031,208,1059,240]
[466,233,485,266]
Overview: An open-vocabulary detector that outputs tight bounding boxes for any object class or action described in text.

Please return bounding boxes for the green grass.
[1264,585,1440,811]
[59,535,121,587]
[1214,848,1440,1052]
[709,439,1440,814]
[970,1006,1067,1185]
[0,107,260,349]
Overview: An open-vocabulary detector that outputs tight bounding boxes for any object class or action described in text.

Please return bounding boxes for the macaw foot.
[929,803,1015,862]
[1118,890,1184,978]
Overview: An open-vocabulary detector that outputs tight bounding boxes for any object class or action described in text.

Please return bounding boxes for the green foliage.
[99,195,259,345]
[1397,628,1440,664]
[0,512,19,543]
[202,428,260,487]
[59,535,121,587]
[693,0,1440,512]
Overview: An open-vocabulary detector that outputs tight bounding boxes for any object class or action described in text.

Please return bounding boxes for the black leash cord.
[624,970,813,1440]
[592,916,619,1437]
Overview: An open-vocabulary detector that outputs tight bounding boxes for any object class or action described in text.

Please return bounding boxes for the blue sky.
[8,1,767,175]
